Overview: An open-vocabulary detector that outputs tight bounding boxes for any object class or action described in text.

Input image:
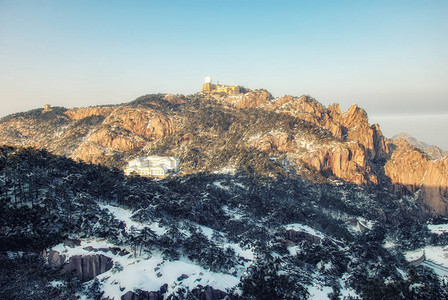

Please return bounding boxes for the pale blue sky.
[1,0,447,149]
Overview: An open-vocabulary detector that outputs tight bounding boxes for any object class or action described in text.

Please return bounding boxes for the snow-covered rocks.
[48,238,241,299]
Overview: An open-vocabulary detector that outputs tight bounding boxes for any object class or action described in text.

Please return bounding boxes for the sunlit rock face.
[384,141,430,194]
[419,158,448,216]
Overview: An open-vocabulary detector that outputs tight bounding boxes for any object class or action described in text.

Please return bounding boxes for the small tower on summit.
[202,76,213,93]
[42,104,52,113]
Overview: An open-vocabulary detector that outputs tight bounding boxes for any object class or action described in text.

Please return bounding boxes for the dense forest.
[1,146,447,299]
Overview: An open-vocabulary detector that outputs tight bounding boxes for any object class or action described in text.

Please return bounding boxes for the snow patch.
[409,283,424,291]
[198,225,214,239]
[49,280,64,288]
[306,284,333,299]
[52,239,121,257]
[382,239,396,249]
[288,245,300,256]
[213,181,230,191]
[50,239,240,299]
[100,255,239,298]
[428,224,448,235]
[222,205,245,220]
[195,224,254,262]
[226,242,254,261]
[233,182,246,189]
[99,204,166,235]
[284,223,325,239]
[405,246,448,277]
[423,246,448,267]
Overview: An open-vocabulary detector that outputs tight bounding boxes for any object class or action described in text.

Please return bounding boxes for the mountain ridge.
[1,90,447,217]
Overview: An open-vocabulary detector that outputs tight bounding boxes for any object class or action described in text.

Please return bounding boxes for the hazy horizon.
[1,0,447,150]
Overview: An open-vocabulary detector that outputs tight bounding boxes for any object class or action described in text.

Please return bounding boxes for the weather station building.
[124,156,181,177]
[201,76,242,96]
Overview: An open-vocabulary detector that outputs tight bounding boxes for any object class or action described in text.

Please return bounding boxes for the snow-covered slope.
[51,239,240,299]
[1,146,447,299]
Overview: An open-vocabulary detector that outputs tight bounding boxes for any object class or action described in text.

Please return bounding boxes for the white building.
[124,156,181,177]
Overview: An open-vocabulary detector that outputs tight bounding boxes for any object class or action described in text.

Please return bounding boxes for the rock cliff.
[384,140,448,216]
[70,106,176,164]
[384,141,430,194]
[419,158,448,216]
[47,249,113,282]
[254,96,387,185]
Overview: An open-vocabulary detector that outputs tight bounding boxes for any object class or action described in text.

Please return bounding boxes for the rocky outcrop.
[65,107,114,121]
[265,95,328,127]
[327,103,342,121]
[324,120,343,139]
[297,142,376,185]
[87,128,146,152]
[164,94,185,105]
[264,98,389,163]
[419,158,448,216]
[66,106,176,164]
[384,141,430,194]
[191,285,232,300]
[47,249,113,282]
[246,98,386,185]
[100,107,174,141]
[68,106,176,163]
[48,250,66,267]
[0,103,178,166]
[71,142,110,164]
[339,104,388,160]
[221,90,273,109]
[62,254,113,282]
[248,132,295,154]
[340,104,368,128]
[384,141,448,216]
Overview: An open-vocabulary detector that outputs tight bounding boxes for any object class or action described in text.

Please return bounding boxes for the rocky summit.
[2,90,448,299]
